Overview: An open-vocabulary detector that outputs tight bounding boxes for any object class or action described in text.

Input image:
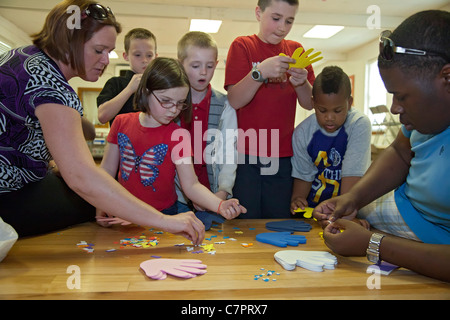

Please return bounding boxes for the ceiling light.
[303,25,344,39]
[109,51,119,59]
[189,19,222,33]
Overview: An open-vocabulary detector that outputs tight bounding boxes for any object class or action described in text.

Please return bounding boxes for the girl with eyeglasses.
[97,57,246,227]
[0,1,206,245]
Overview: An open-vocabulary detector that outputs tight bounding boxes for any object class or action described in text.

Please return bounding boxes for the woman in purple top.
[0,0,205,245]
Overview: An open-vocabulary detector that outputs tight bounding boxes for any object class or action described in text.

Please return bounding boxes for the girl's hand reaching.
[217,199,247,220]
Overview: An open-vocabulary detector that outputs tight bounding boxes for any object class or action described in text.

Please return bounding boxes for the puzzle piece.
[265,220,312,232]
[256,232,307,247]
[279,47,323,69]
[293,207,314,219]
[274,250,337,272]
[201,244,215,252]
[241,243,253,248]
[140,258,207,280]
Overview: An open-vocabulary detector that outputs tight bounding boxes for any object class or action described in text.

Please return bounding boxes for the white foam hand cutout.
[274,250,337,272]
[140,258,207,280]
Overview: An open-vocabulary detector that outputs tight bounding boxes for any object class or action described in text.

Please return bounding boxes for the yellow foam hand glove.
[279,47,323,69]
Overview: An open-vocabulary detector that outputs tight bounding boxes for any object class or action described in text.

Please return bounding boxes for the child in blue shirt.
[291,66,371,212]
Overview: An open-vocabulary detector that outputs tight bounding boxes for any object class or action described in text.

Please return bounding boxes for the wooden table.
[0,219,449,301]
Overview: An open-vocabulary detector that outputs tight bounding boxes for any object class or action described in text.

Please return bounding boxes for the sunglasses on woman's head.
[379,30,449,62]
[83,3,115,21]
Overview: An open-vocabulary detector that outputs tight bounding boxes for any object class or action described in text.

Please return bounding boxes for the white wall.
[0,12,380,117]
[0,13,397,140]
[0,15,30,48]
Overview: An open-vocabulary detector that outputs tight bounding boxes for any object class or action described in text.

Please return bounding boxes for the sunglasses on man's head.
[83,3,115,21]
[379,30,449,62]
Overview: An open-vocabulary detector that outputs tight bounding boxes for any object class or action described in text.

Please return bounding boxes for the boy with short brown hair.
[97,28,157,125]
[224,0,315,218]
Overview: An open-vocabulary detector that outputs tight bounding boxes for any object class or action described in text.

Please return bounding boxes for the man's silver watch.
[251,65,267,83]
[366,233,385,264]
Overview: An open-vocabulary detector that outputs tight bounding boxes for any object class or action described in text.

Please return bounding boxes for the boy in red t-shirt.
[224,0,315,218]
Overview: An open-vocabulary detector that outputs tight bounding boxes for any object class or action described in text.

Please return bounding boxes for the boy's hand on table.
[290,196,309,215]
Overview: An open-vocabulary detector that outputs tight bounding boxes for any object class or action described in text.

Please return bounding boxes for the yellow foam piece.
[279,47,323,69]
[293,207,314,219]
[201,244,215,252]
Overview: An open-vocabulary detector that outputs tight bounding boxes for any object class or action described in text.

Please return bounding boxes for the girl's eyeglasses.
[152,92,189,111]
[379,30,449,62]
[83,4,115,21]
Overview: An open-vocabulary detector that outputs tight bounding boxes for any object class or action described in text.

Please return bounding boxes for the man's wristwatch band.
[366,233,385,264]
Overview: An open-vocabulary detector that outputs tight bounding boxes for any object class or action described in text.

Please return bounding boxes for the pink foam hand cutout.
[140,258,207,280]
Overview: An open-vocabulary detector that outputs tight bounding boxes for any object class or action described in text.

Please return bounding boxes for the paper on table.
[367,261,400,275]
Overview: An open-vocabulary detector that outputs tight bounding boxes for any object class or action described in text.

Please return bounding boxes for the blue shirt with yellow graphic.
[291,108,372,208]
[306,128,348,207]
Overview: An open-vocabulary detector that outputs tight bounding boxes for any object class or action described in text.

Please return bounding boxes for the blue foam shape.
[256,232,307,247]
[195,211,225,231]
[265,220,312,232]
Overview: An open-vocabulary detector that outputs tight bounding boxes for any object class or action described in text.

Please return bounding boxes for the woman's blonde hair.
[134,57,192,124]
[31,0,121,76]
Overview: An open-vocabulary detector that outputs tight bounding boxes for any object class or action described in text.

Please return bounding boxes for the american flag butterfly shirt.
[107,112,191,211]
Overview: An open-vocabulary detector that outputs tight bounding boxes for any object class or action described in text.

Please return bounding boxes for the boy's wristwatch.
[251,65,267,83]
[366,233,385,264]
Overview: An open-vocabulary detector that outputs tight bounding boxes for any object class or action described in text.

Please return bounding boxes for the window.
[0,40,11,55]
[365,59,401,147]
[365,58,387,127]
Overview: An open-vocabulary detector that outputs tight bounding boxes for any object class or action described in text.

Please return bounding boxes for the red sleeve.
[106,117,120,144]
[224,37,251,90]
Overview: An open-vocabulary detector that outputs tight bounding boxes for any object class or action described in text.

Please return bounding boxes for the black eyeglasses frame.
[379,30,449,62]
[151,92,189,111]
